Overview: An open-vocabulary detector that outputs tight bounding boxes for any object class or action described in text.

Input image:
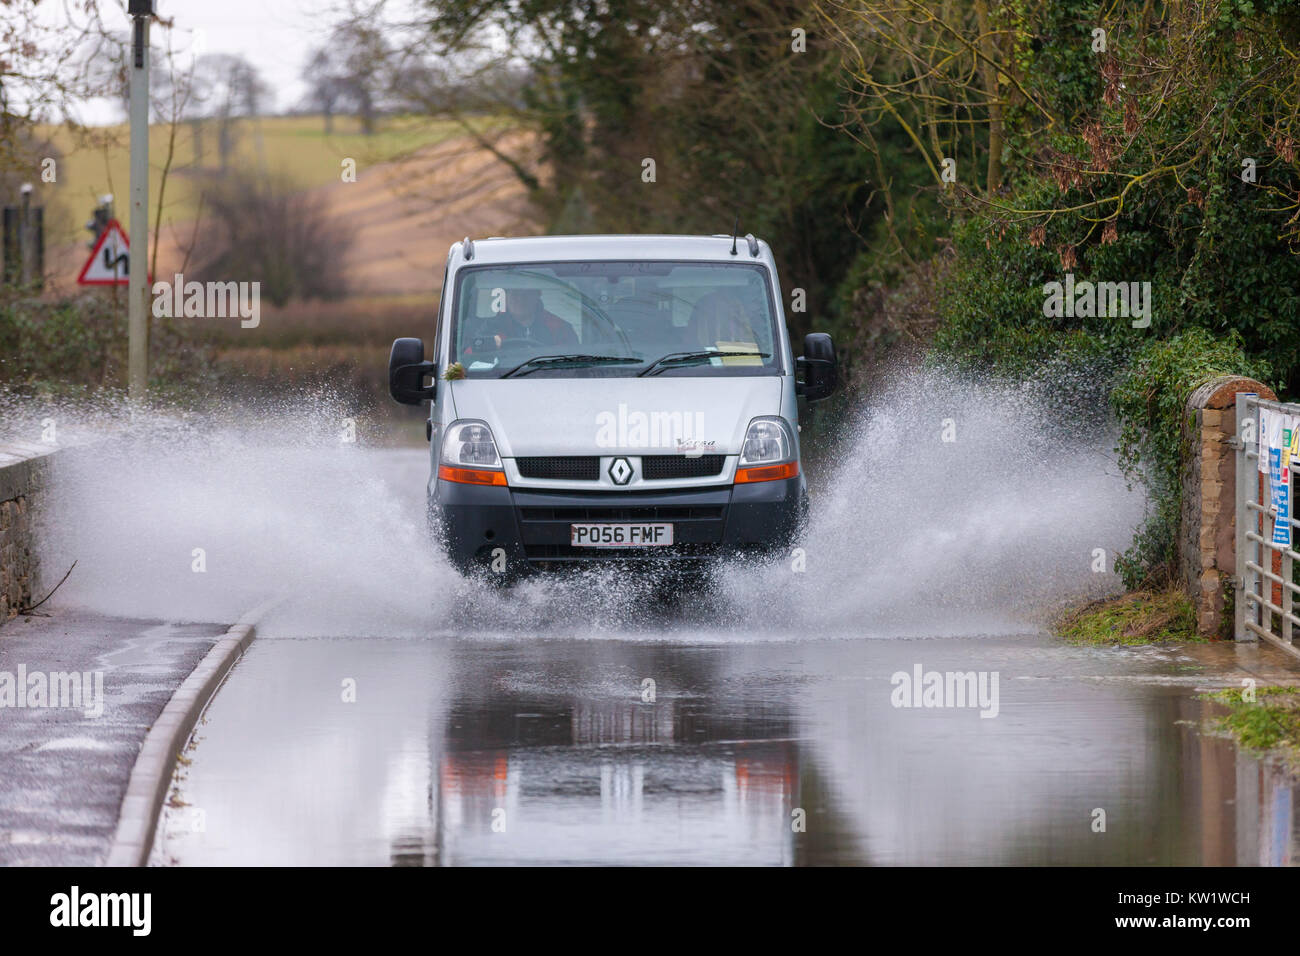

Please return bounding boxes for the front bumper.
[431,474,805,574]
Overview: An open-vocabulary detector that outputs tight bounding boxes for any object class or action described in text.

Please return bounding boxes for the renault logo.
[608,457,633,485]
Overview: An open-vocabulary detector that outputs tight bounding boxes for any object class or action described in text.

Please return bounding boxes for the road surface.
[0,611,227,865]
[147,447,1300,867]
[19,445,1299,866]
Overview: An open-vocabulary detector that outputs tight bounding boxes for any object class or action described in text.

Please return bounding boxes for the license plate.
[570,523,674,547]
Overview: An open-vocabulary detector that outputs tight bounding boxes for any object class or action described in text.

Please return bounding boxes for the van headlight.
[740,417,793,465]
[442,421,501,467]
[438,421,506,485]
[736,416,798,484]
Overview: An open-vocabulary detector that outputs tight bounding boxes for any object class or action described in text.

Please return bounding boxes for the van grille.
[512,487,731,564]
[519,504,724,522]
[515,455,726,482]
[641,455,726,480]
[515,456,600,481]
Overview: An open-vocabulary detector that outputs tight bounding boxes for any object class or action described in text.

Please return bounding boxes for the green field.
[35,113,477,246]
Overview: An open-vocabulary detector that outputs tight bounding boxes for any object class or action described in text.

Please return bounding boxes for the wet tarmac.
[155,627,1300,866]
[0,611,226,865]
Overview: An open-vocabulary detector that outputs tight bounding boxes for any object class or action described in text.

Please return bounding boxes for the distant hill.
[37,114,538,296]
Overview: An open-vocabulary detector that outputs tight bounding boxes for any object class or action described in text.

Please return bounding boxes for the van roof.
[455,234,773,266]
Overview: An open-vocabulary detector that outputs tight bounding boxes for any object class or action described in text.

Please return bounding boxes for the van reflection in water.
[423,696,800,866]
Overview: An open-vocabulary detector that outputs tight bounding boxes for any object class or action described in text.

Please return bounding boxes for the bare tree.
[302,48,346,134]
[329,21,392,135]
[191,172,353,306]
[191,54,270,172]
[2,1,115,170]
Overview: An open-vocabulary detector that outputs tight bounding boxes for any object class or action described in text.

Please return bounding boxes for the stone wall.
[0,442,55,624]
[1181,376,1276,636]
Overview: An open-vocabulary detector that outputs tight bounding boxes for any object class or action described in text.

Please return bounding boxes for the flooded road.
[155,628,1300,866]
[26,398,1300,866]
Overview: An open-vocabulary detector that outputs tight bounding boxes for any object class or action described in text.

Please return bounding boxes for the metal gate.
[1234,393,1300,655]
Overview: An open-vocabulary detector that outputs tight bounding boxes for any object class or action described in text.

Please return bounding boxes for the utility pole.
[127,0,153,400]
[18,184,34,286]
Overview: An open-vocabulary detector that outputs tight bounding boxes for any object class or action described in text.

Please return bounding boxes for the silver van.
[389,234,837,577]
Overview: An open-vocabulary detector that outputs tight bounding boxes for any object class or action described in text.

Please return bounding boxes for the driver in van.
[464,288,578,356]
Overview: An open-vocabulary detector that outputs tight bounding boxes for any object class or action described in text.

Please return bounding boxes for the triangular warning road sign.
[77,219,134,286]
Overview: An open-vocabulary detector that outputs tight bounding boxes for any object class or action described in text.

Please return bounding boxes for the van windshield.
[450,261,782,378]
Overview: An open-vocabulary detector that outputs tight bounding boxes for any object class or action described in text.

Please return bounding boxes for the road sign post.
[128,0,153,400]
[75,219,133,285]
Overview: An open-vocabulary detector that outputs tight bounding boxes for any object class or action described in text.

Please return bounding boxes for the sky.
[75,0,417,125]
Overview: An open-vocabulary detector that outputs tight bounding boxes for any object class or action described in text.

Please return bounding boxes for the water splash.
[716,366,1144,637]
[8,366,1142,639]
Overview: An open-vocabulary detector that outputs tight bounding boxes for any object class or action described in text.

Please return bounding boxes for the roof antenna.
[730,215,740,256]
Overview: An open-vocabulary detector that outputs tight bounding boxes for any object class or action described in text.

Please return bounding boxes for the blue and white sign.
[1266,412,1294,549]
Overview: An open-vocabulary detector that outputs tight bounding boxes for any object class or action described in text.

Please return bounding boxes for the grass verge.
[1202,686,1300,769]
[1054,589,1202,646]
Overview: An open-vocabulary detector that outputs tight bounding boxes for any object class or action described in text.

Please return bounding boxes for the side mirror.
[389,337,437,405]
[796,332,837,402]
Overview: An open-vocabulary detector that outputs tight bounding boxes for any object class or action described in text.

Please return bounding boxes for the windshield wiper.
[637,349,770,377]
[499,354,642,379]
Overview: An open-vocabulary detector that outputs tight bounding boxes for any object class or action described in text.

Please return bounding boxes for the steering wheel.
[583,303,634,352]
[495,337,537,350]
